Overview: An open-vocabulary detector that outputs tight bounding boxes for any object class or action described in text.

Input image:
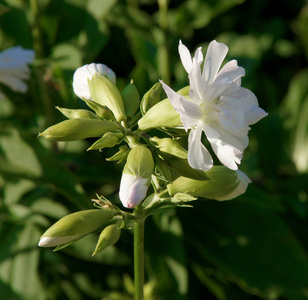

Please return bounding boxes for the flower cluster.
[0,46,35,99]
[39,40,267,249]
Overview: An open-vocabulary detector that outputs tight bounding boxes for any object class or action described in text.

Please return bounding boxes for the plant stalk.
[134,205,145,300]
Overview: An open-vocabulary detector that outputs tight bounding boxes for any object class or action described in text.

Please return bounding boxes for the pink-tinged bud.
[119,174,150,208]
[73,63,116,100]
[119,145,154,208]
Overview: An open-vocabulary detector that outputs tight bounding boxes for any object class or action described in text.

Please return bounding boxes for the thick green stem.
[134,205,146,300]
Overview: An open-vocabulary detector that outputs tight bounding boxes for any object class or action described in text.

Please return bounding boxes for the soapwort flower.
[0,46,34,98]
[161,40,268,171]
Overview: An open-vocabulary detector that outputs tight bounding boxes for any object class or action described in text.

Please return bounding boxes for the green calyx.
[39,209,114,247]
[167,166,240,200]
[89,74,127,122]
[39,119,118,141]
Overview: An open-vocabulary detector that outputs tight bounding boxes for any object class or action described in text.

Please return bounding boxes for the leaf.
[0,125,88,209]
[179,199,308,299]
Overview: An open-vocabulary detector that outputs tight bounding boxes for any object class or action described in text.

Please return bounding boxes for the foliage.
[0,0,308,299]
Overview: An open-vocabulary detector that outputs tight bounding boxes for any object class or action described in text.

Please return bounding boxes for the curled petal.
[215,170,251,200]
[203,41,228,85]
[179,40,193,73]
[188,123,213,170]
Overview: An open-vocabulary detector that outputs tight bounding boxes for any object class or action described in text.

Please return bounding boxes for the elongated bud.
[138,99,181,131]
[56,106,99,119]
[92,223,121,256]
[83,99,115,120]
[167,166,250,200]
[122,80,140,118]
[88,132,123,151]
[89,74,126,122]
[106,145,129,163]
[151,137,208,180]
[38,209,114,247]
[73,63,116,100]
[119,145,154,208]
[39,119,118,141]
[151,137,187,159]
[140,82,162,115]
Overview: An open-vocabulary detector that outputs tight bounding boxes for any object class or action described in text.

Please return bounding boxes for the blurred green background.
[1,0,308,299]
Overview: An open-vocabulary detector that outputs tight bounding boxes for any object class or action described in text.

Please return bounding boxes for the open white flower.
[0,46,34,96]
[161,40,268,171]
[73,63,116,100]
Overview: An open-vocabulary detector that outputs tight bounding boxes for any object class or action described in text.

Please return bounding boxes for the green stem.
[134,205,146,300]
[29,0,56,131]
[157,0,170,85]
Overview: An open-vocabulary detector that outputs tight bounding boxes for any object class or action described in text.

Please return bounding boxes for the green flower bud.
[106,145,129,163]
[119,145,154,208]
[39,119,118,141]
[140,82,162,115]
[138,99,181,131]
[56,106,99,119]
[151,137,208,180]
[122,80,140,118]
[92,223,121,256]
[151,137,187,159]
[88,132,123,151]
[38,209,114,247]
[167,166,250,200]
[89,74,126,122]
[83,99,115,120]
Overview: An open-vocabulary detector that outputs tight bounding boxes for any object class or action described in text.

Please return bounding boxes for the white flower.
[161,40,268,171]
[119,174,150,208]
[215,170,251,200]
[73,63,116,100]
[0,46,34,95]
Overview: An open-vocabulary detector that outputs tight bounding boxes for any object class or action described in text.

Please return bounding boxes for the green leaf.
[179,199,308,299]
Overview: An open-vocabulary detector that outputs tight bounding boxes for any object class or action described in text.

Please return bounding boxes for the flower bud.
[39,119,118,141]
[73,63,116,100]
[122,80,140,118]
[167,166,250,201]
[106,145,129,163]
[56,106,99,119]
[89,74,126,122]
[138,99,181,131]
[83,99,115,120]
[140,82,162,115]
[38,209,114,247]
[92,223,121,256]
[88,132,123,151]
[119,145,154,208]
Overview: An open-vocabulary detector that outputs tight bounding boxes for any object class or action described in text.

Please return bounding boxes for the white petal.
[0,73,28,92]
[161,81,202,130]
[215,170,251,200]
[38,235,79,247]
[202,82,240,104]
[187,123,213,170]
[178,40,193,73]
[215,65,245,86]
[119,174,149,208]
[203,124,242,170]
[203,40,228,85]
